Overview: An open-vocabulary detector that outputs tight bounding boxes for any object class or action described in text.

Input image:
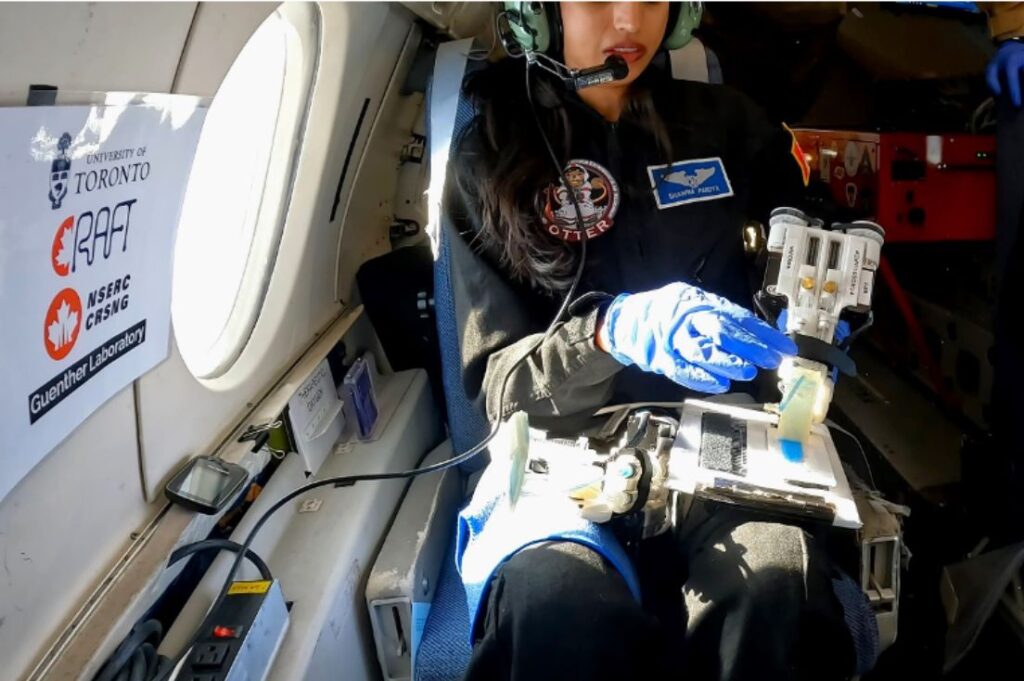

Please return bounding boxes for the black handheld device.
[165,456,249,515]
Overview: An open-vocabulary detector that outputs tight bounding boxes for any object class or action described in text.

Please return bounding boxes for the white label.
[844,141,862,178]
[288,358,345,475]
[0,101,206,503]
[859,269,875,307]
[926,135,943,166]
[846,242,864,301]
[298,497,324,513]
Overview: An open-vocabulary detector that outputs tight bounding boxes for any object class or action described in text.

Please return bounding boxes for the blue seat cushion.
[416,537,473,681]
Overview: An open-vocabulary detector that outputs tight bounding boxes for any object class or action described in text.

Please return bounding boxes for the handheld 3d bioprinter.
[554,206,885,531]
[764,207,884,444]
[663,207,885,528]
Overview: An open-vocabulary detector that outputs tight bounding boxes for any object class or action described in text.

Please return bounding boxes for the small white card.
[288,358,345,476]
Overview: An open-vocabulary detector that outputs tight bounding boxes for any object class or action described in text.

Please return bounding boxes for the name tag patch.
[647,157,734,209]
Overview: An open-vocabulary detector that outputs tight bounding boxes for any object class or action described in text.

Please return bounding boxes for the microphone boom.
[571,55,629,91]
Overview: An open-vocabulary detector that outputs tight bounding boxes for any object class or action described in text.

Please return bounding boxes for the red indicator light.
[213,625,239,639]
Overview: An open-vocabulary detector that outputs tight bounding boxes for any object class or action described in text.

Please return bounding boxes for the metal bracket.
[399,133,426,164]
[27,84,58,106]
[238,420,285,453]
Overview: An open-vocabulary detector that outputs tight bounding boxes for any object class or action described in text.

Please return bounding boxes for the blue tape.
[780,438,805,463]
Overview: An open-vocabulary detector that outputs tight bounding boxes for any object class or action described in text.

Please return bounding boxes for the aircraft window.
[171,6,318,379]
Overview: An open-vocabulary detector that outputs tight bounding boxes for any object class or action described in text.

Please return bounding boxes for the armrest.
[366,440,463,681]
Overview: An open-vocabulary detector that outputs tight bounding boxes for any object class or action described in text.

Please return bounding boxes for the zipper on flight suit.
[605,121,645,261]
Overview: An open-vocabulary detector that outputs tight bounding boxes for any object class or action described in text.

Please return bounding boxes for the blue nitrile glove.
[987,40,1024,107]
[602,282,797,394]
[776,309,851,382]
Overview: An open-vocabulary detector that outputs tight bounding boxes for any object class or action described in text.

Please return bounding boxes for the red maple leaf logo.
[44,288,82,360]
[51,216,75,277]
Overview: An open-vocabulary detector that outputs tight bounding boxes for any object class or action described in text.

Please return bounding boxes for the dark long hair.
[456,57,673,292]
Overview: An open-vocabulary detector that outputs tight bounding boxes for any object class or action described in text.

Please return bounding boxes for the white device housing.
[766,208,884,344]
[667,399,861,529]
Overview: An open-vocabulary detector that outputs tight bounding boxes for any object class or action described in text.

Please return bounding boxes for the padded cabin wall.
[0,2,196,105]
[0,5,196,677]
[171,2,278,98]
[0,4,272,678]
[0,389,145,681]
[334,18,427,306]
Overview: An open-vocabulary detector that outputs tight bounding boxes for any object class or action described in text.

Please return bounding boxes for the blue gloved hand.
[987,40,1024,107]
[602,282,797,394]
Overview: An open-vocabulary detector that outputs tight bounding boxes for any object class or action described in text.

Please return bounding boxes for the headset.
[500,1,704,57]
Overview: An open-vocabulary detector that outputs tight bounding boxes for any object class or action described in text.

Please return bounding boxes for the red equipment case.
[793,129,996,242]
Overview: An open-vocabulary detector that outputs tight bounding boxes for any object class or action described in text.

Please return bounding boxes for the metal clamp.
[238,420,286,454]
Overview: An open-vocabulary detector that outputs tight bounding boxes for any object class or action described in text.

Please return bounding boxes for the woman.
[442,3,874,680]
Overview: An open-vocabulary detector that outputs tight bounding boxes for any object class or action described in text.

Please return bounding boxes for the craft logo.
[48,199,137,277]
[49,133,73,210]
[44,288,82,361]
[540,159,619,242]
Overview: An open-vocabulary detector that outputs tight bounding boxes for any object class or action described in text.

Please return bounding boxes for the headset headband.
[500,2,703,57]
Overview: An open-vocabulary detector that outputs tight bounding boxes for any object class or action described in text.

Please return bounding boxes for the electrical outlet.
[193,642,229,667]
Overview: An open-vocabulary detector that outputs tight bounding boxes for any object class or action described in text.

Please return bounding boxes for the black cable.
[93,619,166,681]
[157,56,591,681]
[95,541,273,681]
[752,291,776,326]
[168,539,273,582]
[624,411,650,449]
[825,418,878,491]
[838,311,874,352]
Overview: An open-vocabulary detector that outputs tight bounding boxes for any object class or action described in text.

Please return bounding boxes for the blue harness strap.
[426,38,474,255]
[428,40,491,466]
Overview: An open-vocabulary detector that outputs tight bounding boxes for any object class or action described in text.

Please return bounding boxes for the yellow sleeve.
[987,2,1024,41]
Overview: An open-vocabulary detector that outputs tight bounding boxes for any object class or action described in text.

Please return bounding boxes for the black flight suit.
[445,64,805,428]
[442,62,864,681]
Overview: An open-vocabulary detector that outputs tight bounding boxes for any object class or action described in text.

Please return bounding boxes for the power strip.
[179,580,289,681]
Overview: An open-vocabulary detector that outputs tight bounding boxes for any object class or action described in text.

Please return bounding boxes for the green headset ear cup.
[664,1,703,50]
[503,1,552,54]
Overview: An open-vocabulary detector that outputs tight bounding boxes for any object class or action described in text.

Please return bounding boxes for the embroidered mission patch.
[540,159,620,242]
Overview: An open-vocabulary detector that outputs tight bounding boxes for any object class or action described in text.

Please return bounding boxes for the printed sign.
[0,100,205,503]
[287,358,345,476]
[647,157,734,210]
